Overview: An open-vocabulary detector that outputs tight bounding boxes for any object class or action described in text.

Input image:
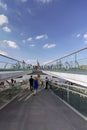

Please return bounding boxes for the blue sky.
[0,0,87,65]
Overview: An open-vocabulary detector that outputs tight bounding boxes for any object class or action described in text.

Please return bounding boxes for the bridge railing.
[50,82,87,118]
[0,54,33,71]
[42,47,87,73]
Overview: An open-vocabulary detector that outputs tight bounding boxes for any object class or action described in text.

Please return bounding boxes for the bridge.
[0,47,87,130]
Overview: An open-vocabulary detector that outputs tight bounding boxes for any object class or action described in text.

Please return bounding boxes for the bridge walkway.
[0,88,87,130]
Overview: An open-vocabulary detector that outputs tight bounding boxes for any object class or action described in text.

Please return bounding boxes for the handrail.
[44,46,87,65]
[0,54,22,63]
[0,54,33,71]
[42,46,87,72]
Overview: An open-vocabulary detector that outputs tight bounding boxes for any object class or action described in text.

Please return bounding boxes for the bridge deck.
[0,89,87,130]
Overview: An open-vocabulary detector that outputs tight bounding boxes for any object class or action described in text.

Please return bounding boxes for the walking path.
[0,88,87,130]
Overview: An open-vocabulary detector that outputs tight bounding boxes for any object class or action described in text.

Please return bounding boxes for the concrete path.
[0,89,87,130]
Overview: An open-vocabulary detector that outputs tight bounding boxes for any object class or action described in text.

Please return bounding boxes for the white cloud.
[27,37,32,41]
[83,33,87,39]
[3,40,18,49]
[43,43,56,48]
[35,34,48,40]
[0,1,7,10]
[0,50,9,56]
[36,0,52,4]
[2,26,11,32]
[0,14,8,26]
[84,40,87,43]
[29,44,35,47]
[76,34,81,38]
[83,33,87,43]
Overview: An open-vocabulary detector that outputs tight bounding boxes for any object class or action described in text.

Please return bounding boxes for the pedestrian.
[45,77,49,89]
[37,74,42,88]
[33,76,38,95]
[29,75,33,91]
[11,79,14,87]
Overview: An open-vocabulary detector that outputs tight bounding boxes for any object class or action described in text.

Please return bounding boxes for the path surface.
[0,89,87,130]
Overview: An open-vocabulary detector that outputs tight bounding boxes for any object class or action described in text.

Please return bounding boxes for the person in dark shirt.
[45,77,49,89]
[29,76,33,91]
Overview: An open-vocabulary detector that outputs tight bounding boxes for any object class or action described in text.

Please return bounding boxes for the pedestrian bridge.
[0,88,87,130]
[1,47,87,87]
[0,47,87,129]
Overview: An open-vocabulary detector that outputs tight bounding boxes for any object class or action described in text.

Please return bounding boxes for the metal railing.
[50,82,87,118]
[42,46,87,73]
[0,54,33,71]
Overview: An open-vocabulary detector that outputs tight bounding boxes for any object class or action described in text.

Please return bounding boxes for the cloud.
[0,14,8,26]
[0,50,9,56]
[0,1,7,10]
[84,41,87,43]
[22,38,33,44]
[29,44,35,47]
[27,37,32,41]
[76,33,81,38]
[72,33,81,38]
[35,34,48,40]
[2,26,11,32]
[3,40,19,49]
[23,35,48,44]
[22,37,33,44]
[83,33,87,43]
[83,33,87,39]
[43,43,56,48]
[36,0,52,4]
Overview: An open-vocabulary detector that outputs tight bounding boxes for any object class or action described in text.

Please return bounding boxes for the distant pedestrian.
[45,77,49,89]
[29,75,33,91]
[11,79,14,87]
[33,76,38,95]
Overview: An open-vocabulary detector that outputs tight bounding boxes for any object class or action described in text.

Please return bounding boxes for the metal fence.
[0,54,33,71]
[50,82,87,118]
[42,47,87,73]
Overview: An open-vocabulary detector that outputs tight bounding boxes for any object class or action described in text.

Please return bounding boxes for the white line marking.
[24,88,44,101]
[18,92,30,101]
[0,95,18,110]
[24,93,34,101]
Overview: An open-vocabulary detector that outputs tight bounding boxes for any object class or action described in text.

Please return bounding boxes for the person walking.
[45,77,49,89]
[33,76,38,95]
[29,75,33,91]
[37,74,42,88]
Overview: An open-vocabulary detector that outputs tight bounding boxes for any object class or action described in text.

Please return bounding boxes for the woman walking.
[33,76,38,95]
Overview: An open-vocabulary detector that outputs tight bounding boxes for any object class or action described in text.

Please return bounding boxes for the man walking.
[45,77,49,89]
[29,75,33,91]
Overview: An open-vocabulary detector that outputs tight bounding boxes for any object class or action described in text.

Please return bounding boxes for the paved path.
[0,89,87,130]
